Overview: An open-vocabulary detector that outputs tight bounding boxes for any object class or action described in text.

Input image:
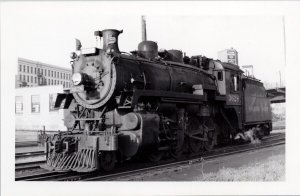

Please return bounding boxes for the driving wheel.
[187,116,203,153]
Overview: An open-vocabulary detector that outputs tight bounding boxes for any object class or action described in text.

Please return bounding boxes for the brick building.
[16,57,72,88]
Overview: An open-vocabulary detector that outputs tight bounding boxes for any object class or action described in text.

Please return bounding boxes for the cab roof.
[221,62,243,73]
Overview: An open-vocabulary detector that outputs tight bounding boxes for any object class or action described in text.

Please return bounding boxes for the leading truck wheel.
[100,151,116,171]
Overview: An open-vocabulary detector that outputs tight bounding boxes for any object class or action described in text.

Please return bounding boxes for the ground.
[122,144,285,181]
[196,153,284,181]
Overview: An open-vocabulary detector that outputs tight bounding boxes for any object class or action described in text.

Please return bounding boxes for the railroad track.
[15,132,285,181]
[15,161,45,172]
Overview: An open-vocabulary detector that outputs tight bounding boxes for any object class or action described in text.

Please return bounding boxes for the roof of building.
[18,57,71,72]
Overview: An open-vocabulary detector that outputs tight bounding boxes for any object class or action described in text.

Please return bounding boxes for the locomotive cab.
[211,60,226,96]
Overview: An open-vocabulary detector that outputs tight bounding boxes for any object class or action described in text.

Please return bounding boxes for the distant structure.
[241,65,254,77]
[218,48,239,66]
[16,57,72,88]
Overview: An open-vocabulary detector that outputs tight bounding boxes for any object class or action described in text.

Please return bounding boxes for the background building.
[16,57,72,88]
[218,48,239,66]
[15,85,66,131]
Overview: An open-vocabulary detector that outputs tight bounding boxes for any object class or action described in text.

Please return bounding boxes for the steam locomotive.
[41,29,272,172]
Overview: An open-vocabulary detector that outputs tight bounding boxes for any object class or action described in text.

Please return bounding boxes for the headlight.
[72,73,82,86]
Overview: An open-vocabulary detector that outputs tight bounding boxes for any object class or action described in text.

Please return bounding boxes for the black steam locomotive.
[41,29,272,172]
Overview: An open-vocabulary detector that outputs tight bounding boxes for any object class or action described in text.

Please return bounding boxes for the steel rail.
[15,151,45,158]
[15,141,39,148]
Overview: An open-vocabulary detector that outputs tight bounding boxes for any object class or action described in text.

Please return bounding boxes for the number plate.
[71,85,84,93]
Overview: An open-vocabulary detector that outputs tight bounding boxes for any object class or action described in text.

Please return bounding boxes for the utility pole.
[282,16,286,67]
[279,71,282,87]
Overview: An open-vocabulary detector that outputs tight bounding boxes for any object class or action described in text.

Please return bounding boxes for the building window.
[23,65,26,72]
[51,80,53,85]
[19,65,22,72]
[35,68,36,74]
[38,68,40,74]
[35,77,37,83]
[31,95,40,113]
[48,70,50,76]
[31,67,33,74]
[15,96,23,114]
[27,75,29,82]
[23,75,25,81]
[27,66,29,73]
[51,70,53,77]
[31,76,33,83]
[19,75,22,81]
[49,94,58,111]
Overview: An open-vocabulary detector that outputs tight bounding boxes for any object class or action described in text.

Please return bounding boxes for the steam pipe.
[142,16,147,41]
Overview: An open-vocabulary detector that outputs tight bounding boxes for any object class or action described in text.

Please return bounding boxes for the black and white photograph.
[1,1,300,196]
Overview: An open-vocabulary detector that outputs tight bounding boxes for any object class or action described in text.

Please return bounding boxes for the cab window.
[232,74,239,92]
[217,71,223,81]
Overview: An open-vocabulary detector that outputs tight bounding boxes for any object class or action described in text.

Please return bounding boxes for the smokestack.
[95,29,123,53]
[141,16,147,41]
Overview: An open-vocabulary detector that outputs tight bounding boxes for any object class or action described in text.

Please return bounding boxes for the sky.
[1,2,290,87]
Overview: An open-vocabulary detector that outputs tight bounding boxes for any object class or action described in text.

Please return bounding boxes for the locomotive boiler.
[42,29,272,172]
